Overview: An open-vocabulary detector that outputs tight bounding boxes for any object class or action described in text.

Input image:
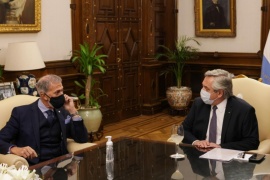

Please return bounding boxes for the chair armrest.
[67,138,96,153]
[0,154,29,168]
[248,139,270,154]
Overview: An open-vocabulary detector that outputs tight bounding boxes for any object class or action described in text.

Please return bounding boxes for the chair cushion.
[233,77,270,154]
[0,154,29,169]
[66,138,96,153]
[0,95,39,129]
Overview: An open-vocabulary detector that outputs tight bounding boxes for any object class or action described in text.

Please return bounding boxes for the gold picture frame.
[195,0,236,37]
[0,0,41,33]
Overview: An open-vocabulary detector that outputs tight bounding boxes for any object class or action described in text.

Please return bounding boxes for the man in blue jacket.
[0,74,88,165]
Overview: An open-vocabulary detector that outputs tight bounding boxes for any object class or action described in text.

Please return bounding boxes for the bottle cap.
[105,136,113,145]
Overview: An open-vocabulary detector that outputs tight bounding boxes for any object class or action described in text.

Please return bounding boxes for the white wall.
[178,0,261,53]
[0,0,72,65]
[0,0,261,66]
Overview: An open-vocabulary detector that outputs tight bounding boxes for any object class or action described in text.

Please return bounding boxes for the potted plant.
[71,42,107,134]
[156,36,200,110]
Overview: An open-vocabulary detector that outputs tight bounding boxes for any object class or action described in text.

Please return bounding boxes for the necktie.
[209,105,217,143]
[46,110,54,124]
[209,106,218,176]
[210,159,217,176]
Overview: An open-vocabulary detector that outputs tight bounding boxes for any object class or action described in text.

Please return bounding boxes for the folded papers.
[199,148,252,162]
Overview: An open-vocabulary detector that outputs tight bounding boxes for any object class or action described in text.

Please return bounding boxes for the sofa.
[0,94,96,168]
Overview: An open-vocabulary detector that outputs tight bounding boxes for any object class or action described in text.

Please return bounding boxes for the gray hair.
[204,69,234,98]
[36,74,62,94]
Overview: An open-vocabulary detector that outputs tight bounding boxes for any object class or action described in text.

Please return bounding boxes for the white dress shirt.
[206,99,227,144]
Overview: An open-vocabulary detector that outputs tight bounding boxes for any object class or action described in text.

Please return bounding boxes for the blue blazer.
[0,99,88,164]
[182,96,259,151]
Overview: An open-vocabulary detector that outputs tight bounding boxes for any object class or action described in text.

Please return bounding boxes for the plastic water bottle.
[105,136,114,179]
[105,136,114,162]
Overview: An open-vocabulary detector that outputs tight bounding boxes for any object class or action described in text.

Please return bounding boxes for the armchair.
[0,94,95,168]
[232,76,270,154]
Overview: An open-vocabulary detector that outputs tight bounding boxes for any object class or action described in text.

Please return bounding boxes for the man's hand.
[193,140,221,149]
[209,142,221,148]
[195,146,214,152]
[193,140,211,148]
[10,146,38,159]
[63,94,77,114]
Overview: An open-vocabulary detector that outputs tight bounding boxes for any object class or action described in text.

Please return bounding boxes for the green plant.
[72,79,107,108]
[156,36,200,88]
[71,42,108,108]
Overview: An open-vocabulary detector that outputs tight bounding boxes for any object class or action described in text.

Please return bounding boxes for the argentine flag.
[261,30,270,84]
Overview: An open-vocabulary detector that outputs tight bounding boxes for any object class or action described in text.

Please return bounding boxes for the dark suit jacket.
[182,96,259,151]
[0,99,88,164]
[203,3,228,29]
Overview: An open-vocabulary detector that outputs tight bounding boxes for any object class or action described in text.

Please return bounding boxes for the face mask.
[200,89,218,105]
[46,94,65,109]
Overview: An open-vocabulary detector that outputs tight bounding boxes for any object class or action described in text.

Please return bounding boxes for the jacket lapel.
[221,98,233,143]
[31,100,40,152]
[54,109,67,139]
[203,105,211,138]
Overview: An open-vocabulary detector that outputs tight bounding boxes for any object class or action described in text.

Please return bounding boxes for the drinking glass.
[171,159,184,180]
[170,124,185,159]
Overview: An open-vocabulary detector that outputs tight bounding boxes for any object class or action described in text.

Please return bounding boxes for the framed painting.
[0,82,16,100]
[0,0,41,33]
[195,0,236,37]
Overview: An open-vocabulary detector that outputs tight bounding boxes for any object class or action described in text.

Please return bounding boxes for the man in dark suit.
[182,69,259,151]
[0,74,88,165]
[203,0,229,29]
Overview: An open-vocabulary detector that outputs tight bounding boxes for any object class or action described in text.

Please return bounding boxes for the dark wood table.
[30,137,270,180]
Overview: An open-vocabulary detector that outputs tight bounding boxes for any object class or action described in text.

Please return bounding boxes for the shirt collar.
[213,98,227,113]
[38,99,51,113]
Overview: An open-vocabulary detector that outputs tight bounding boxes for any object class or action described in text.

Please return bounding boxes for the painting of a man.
[0,0,34,24]
[203,0,229,29]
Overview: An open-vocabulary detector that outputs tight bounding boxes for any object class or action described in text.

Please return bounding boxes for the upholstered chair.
[232,76,270,154]
[0,94,95,168]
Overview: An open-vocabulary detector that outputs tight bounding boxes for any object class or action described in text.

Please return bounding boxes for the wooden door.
[71,0,177,124]
[72,0,142,124]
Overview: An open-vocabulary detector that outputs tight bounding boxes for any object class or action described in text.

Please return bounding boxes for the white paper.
[199,148,252,162]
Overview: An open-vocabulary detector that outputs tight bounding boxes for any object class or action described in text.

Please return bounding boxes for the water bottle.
[105,136,114,162]
[105,136,114,179]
